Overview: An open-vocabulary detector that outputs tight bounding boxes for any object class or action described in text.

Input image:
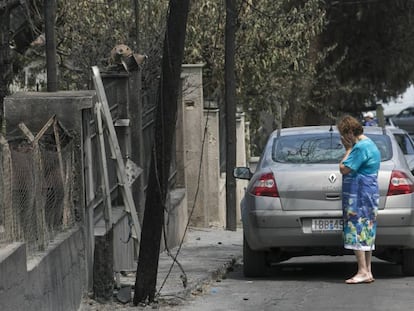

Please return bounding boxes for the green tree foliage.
[12,0,169,90]
[184,0,226,98]
[7,0,414,129]
[316,0,414,115]
[184,0,327,132]
[236,0,326,128]
[6,0,327,150]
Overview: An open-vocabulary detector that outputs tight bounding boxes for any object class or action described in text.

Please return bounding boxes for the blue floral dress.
[342,138,380,251]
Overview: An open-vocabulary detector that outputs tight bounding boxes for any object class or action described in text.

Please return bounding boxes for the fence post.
[0,135,17,241]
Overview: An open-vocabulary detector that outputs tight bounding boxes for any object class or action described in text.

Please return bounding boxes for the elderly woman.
[337,115,381,284]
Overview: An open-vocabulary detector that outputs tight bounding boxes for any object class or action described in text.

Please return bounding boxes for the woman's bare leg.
[354,250,368,275]
[365,251,374,281]
[345,250,372,283]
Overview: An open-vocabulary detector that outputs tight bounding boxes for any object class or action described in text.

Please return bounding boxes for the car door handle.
[325,193,341,200]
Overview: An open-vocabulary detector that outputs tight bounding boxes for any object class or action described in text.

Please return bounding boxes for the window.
[398,107,414,118]
[272,133,392,164]
[272,133,344,163]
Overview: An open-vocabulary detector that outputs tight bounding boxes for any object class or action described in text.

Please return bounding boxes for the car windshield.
[272,132,392,164]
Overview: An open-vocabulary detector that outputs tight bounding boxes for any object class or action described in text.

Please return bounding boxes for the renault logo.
[328,173,337,183]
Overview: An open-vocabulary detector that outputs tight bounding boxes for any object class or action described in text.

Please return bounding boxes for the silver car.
[234,125,414,277]
[391,106,414,134]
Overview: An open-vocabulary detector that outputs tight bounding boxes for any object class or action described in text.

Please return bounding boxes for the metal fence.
[0,117,76,255]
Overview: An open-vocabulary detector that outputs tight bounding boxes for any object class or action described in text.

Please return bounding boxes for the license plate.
[311,218,343,232]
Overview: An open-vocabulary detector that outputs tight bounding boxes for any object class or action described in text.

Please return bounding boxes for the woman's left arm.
[339,149,352,175]
[339,134,353,175]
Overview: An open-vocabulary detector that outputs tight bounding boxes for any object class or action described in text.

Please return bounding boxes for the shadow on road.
[231,256,405,283]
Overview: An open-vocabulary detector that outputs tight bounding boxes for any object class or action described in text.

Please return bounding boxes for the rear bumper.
[243,209,414,251]
[376,227,414,247]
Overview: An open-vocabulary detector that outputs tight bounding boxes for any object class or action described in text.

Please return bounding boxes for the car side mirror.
[233,167,253,180]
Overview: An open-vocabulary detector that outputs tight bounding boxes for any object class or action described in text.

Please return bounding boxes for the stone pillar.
[203,100,224,227]
[181,64,206,227]
[236,111,248,226]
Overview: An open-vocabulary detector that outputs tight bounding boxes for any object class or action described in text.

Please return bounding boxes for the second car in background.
[391,106,414,135]
[389,126,414,175]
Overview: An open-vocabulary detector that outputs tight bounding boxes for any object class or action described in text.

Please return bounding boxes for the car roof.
[270,125,387,137]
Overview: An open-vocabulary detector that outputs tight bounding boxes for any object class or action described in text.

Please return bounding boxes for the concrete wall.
[0,88,189,310]
[0,228,86,311]
[0,243,26,311]
[0,64,248,309]
[3,91,94,131]
[3,91,94,291]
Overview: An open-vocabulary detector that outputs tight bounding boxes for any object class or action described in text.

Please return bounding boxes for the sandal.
[369,273,375,282]
[345,275,374,284]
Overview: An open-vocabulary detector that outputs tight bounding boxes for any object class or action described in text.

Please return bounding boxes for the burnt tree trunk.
[0,1,21,124]
[0,9,10,120]
[44,0,58,91]
[133,0,190,304]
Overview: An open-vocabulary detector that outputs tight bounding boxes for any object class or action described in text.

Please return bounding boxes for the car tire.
[243,236,267,277]
[402,249,414,276]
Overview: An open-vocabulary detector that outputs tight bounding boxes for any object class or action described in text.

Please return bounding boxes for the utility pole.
[225,0,237,231]
[133,0,190,304]
[44,0,57,92]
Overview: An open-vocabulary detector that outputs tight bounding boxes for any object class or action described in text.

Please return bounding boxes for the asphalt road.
[164,255,414,311]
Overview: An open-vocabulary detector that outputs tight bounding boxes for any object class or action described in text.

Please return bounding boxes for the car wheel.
[243,236,267,277]
[402,249,414,276]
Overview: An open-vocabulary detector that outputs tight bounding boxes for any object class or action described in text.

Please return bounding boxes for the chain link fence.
[0,117,76,256]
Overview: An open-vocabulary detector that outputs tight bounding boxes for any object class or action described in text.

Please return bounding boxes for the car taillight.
[250,172,279,197]
[387,170,414,196]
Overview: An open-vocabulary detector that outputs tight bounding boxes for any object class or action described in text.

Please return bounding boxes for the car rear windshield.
[272,133,392,164]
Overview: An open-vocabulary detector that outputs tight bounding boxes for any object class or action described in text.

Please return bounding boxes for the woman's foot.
[345,273,374,284]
